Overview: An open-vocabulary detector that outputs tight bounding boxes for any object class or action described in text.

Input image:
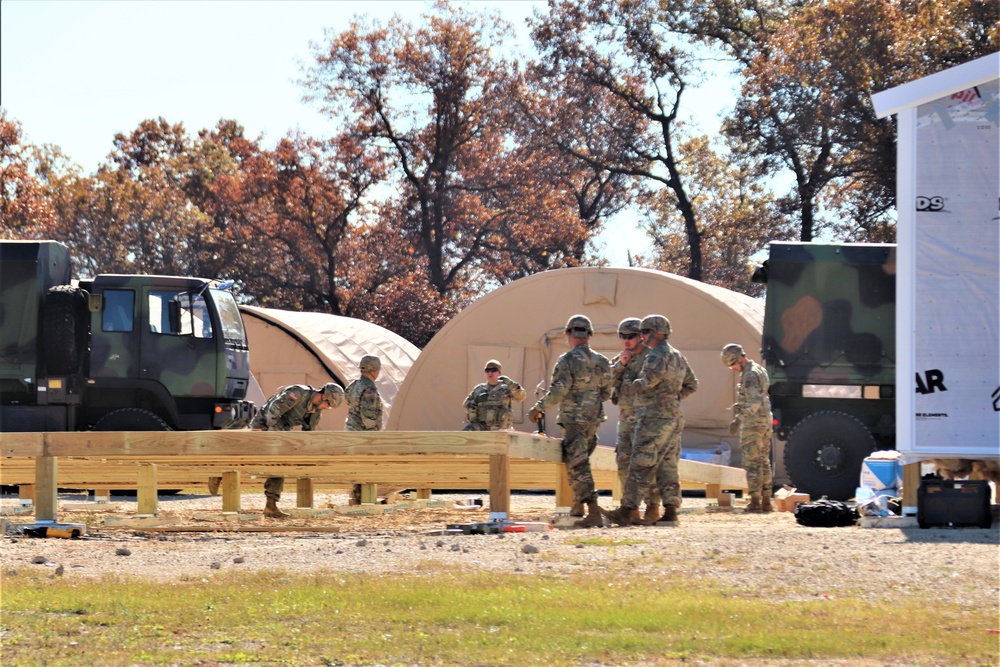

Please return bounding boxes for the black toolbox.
[917,479,993,529]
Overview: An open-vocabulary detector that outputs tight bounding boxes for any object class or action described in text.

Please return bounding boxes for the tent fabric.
[241,306,420,431]
[388,267,764,456]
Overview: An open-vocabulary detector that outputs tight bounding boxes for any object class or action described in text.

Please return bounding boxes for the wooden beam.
[489,453,511,515]
[34,457,57,521]
[296,478,314,509]
[358,483,377,504]
[36,430,515,458]
[555,464,573,507]
[902,461,921,516]
[0,432,44,457]
[137,464,157,516]
[222,471,241,513]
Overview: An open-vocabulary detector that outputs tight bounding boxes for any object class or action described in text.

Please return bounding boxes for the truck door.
[89,287,140,380]
[140,287,219,398]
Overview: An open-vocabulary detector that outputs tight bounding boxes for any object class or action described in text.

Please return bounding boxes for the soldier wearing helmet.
[247,381,345,517]
[722,343,774,512]
[609,317,662,523]
[605,314,698,527]
[528,314,612,527]
[345,355,386,504]
[463,359,527,432]
[346,355,384,432]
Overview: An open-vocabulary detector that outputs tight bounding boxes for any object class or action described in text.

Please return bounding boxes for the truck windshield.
[210,289,248,344]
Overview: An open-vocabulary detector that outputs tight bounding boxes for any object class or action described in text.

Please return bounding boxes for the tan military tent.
[240,306,420,431]
[388,267,764,464]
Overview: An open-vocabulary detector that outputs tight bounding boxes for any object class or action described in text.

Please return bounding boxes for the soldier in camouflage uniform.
[606,315,698,526]
[528,314,612,528]
[722,343,774,512]
[463,359,527,431]
[610,317,662,523]
[345,355,384,503]
[248,382,345,517]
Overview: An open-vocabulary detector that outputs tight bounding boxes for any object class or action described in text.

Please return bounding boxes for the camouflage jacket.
[533,343,611,426]
[610,345,648,417]
[253,384,324,432]
[735,359,772,426]
[631,342,698,417]
[464,376,527,430]
[345,375,383,431]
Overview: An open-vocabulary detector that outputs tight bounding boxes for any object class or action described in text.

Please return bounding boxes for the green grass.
[1,568,996,666]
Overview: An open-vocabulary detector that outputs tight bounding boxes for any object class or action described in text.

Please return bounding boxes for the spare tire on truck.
[784,410,877,501]
[41,284,89,375]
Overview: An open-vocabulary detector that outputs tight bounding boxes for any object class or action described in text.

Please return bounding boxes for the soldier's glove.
[499,375,512,385]
[528,407,544,423]
[728,419,741,436]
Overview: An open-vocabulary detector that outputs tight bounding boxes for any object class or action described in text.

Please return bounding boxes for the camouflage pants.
[621,413,683,510]
[741,419,773,499]
[264,477,284,501]
[561,422,599,505]
[616,413,661,506]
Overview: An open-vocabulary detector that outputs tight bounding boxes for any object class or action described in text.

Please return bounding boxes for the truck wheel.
[41,285,88,375]
[784,410,876,501]
[93,408,172,431]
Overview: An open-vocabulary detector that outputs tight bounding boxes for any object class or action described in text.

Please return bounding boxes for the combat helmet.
[565,314,593,336]
[640,314,670,337]
[359,355,381,372]
[721,343,745,366]
[321,382,344,406]
[617,317,641,335]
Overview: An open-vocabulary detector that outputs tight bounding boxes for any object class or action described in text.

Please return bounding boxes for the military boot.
[656,505,679,525]
[570,501,585,517]
[641,504,662,525]
[602,505,636,526]
[745,494,762,513]
[761,495,774,513]
[263,498,289,519]
[574,500,604,528]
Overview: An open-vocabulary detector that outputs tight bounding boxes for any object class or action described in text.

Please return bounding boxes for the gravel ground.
[2,491,998,608]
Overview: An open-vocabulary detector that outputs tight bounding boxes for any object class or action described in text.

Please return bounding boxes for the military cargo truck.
[1,240,254,433]
[753,242,896,500]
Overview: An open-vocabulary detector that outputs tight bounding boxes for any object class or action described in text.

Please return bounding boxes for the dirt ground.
[2,490,998,612]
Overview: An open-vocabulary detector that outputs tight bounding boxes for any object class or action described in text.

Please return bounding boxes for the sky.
[1,0,737,266]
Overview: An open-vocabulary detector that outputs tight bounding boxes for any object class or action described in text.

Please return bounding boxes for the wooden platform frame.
[1,430,747,522]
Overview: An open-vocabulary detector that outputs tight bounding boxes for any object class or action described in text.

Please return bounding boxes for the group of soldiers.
[468,313,774,527]
[247,314,774,524]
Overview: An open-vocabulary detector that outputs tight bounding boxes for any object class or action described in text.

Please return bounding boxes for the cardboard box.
[773,486,809,511]
[783,493,810,512]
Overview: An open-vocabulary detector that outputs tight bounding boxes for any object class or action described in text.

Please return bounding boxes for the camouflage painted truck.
[0,240,254,433]
[752,241,896,500]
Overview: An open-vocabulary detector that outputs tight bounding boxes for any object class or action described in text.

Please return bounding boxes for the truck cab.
[1,240,254,432]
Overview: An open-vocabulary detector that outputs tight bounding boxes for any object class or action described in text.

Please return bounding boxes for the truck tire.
[41,285,88,375]
[93,408,172,431]
[784,410,876,501]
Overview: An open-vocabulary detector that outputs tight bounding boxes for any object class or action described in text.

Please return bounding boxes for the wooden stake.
[137,463,157,516]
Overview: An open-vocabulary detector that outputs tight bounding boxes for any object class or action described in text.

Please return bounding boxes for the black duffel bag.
[793,498,859,527]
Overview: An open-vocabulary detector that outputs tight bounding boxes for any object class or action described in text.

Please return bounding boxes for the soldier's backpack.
[793,498,859,527]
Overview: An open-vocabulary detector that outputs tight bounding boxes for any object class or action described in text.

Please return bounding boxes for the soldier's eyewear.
[619,333,638,340]
[484,368,500,373]
[640,328,654,334]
